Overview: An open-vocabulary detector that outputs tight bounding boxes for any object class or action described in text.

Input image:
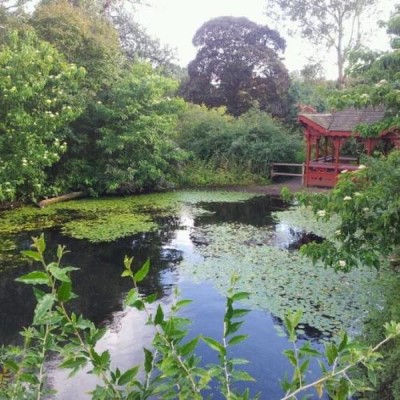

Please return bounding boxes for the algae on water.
[0,190,258,242]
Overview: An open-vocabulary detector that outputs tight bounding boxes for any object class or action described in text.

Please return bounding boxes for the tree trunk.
[37,191,85,208]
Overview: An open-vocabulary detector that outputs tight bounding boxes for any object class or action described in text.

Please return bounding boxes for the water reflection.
[0,193,329,398]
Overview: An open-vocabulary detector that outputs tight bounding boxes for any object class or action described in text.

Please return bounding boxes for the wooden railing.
[270,163,305,184]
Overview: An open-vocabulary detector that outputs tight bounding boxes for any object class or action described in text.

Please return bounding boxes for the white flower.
[360,93,369,99]
[317,210,326,217]
[341,169,348,174]
[363,207,370,212]
[339,260,346,268]
[354,192,362,197]
[344,196,352,201]
[379,79,388,85]
[335,230,341,236]
[358,164,366,169]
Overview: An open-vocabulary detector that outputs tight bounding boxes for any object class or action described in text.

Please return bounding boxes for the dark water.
[0,194,325,399]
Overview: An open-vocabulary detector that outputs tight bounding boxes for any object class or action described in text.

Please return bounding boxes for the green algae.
[0,190,257,242]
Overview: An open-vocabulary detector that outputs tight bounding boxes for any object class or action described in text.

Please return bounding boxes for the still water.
[0,192,341,399]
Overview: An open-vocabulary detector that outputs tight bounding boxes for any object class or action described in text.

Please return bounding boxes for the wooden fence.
[270,163,305,184]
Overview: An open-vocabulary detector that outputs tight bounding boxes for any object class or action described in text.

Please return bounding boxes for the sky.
[135,0,393,80]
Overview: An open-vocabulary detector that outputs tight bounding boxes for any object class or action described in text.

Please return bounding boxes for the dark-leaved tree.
[181,16,291,118]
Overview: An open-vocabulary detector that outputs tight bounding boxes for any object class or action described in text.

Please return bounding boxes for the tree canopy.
[329,4,400,135]
[181,16,291,118]
[264,0,376,88]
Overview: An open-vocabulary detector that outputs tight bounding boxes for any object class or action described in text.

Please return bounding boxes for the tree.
[0,30,84,202]
[31,0,123,95]
[265,0,376,88]
[55,63,187,195]
[329,5,400,135]
[181,16,291,118]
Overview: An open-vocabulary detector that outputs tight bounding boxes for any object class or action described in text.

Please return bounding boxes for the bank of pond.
[0,190,390,398]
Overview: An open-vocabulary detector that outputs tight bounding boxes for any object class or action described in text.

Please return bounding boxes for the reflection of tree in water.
[196,195,288,227]
[0,215,183,344]
[270,314,326,342]
[286,230,324,251]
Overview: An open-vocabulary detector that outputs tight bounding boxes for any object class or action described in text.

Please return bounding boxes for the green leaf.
[232,308,250,318]
[21,250,42,261]
[144,348,153,374]
[124,256,133,271]
[33,293,55,324]
[34,234,46,254]
[325,342,338,365]
[134,259,150,282]
[231,370,255,382]
[230,358,249,365]
[16,271,49,285]
[231,292,250,301]
[226,321,243,336]
[283,349,297,367]
[299,343,321,357]
[228,334,248,346]
[59,357,88,372]
[57,281,74,302]
[124,289,139,307]
[154,305,164,325]
[179,337,199,356]
[299,359,310,375]
[175,299,192,309]
[338,332,348,352]
[202,336,226,356]
[144,293,157,303]
[118,366,139,385]
[48,263,71,283]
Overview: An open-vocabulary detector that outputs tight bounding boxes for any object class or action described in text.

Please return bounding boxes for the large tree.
[31,0,123,95]
[181,16,291,118]
[265,0,376,88]
[329,5,400,134]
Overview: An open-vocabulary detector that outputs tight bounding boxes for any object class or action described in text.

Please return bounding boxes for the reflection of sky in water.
[45,196,329,398]
[49,303,162,399]
[167,207,204,264]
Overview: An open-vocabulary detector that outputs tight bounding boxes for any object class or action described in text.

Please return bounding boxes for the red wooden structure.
[299,108,400,187]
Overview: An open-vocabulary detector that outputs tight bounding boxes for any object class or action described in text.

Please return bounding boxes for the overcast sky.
[136,0,393,79]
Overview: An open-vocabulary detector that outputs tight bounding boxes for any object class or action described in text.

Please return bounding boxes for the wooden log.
[38,191,85,208]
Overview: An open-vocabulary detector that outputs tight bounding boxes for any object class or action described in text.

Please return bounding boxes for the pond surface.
[0,190,380,399]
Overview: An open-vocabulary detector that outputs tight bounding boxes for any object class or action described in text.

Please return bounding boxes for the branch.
[280,334,394,400]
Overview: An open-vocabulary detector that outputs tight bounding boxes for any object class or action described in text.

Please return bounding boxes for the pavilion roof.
[300,107,386,132]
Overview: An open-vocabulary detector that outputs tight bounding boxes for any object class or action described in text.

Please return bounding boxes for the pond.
[0,190,381,399]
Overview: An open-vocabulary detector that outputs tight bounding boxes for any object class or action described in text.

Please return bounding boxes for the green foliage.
[177,105,302,180]
[178,160,267,187]
[359,272,400,399]
[1,236,398,399]
[52,63,187,195]
[31,0,123,94]
[329,5,400,135]
[181,16,291,118]
[296,150,400,271]
[289,72,336,113]
[0,29,84,202]
[94,63,187,193]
